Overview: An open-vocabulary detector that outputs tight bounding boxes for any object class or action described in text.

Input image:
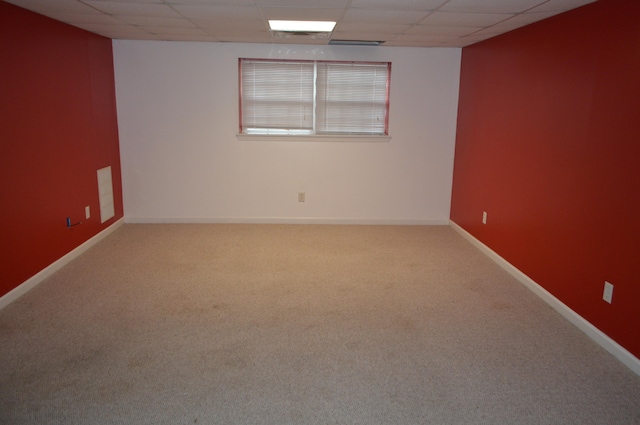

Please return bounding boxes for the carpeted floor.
[1,224,639,424]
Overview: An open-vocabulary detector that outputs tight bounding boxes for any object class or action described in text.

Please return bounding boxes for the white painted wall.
[113,41,461,224]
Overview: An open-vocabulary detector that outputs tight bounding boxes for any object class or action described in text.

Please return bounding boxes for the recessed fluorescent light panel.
[268,20,336,33]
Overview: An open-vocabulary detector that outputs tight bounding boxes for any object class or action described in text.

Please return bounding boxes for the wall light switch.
[482,211,487,224]
[298,192,305,203]
[85,206,91,219]
[603,281,614,304]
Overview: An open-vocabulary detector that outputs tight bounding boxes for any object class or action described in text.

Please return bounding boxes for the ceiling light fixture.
[268,20,336,33]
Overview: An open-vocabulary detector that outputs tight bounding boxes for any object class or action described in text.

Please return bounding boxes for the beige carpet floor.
[1,224,639,424]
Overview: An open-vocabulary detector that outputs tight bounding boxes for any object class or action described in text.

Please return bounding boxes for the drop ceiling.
[4,0,597,47]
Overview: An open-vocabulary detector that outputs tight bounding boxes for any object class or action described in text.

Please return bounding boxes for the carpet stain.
[128,351,154,369]
[491,301,511,311]
[393,317,418,333]
[63,346,110,372]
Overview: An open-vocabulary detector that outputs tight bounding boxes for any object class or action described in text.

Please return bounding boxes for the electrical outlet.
[85,206,91,219]
[298,192,305,203]
[603,281,614,304]
[482,211,487,224]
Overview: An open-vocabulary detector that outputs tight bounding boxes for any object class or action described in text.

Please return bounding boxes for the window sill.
[236,134,391,143]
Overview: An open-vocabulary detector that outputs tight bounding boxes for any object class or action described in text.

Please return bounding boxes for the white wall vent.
[97,166,115,223]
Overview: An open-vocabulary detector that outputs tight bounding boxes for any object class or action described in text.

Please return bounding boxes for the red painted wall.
[451,0,640,358]
[0,2,123,297]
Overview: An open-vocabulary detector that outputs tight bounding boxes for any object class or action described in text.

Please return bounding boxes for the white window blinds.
[316,62,389,135]
[240,60,314,135]
[239,59,390,136]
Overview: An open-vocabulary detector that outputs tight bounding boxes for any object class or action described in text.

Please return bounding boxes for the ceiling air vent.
[328,39,384,46]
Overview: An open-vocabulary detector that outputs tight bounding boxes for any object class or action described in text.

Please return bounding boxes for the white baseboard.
[124,216,449,225]
[449,220,640,377]
[0,218,125,310]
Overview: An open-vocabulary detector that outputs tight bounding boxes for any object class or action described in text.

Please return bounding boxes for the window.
[239,58,391,138]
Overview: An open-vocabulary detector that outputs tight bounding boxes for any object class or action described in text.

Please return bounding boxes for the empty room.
[1,0,639,423]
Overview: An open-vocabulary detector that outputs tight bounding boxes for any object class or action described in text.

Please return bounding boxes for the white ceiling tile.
[438,36,488,47]
[71,22,153,36]
[527,0,597,13]
[441,0,548,14]
[406,25,483,37]
[467,25,513,38]
[348,0,446,11]
[172,5,260,19]
[116,16,196,27]
[5,0,597,47]
[205,28,269,37]
[255,0,350,8]
[156,34,218,41]
[259,7,345,21]
[456,33,500,43]
[167,0,254,5]
[392,33,459,43]
[382,39,446,47]
[83,2,183,18]
[140,26,209,36]
[190,18,267,31]
[56,13,125,25]
[378,40,419,47]
[217,34,272,43]
[490,11,564,30]
[334,22,411,33]
[419,11,513,27]
[343,9,430,24]
[104,32,162,40]
[70,22,147,32]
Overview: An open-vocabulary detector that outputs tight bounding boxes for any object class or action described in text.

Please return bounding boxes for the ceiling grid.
[4,0,597,47]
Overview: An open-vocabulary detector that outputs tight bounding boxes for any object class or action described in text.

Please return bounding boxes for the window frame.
[238,58,391,141]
